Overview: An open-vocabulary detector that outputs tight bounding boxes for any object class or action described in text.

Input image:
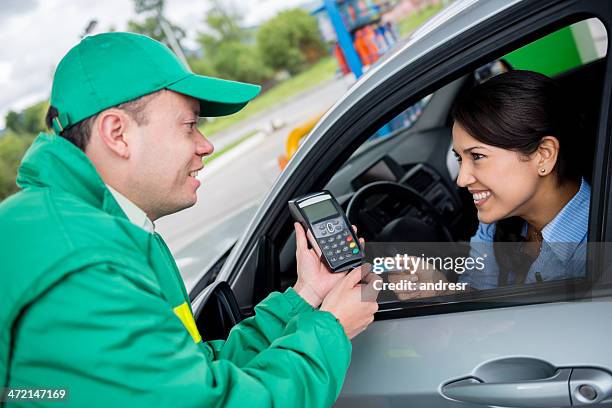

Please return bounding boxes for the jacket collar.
[16,133,126,220]
[106,184,155,233]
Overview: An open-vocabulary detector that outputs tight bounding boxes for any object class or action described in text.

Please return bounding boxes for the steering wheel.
[346,181,454,242]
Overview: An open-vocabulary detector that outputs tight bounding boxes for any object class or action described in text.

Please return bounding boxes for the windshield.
[351,94,433,158]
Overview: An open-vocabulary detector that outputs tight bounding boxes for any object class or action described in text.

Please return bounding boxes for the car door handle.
[441,357,612,407]
[441,368,572,407]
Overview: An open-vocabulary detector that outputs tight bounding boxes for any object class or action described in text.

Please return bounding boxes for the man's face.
[127,90,213,220]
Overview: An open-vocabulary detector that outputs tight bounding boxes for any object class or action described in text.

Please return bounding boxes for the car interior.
[272,19,607,302]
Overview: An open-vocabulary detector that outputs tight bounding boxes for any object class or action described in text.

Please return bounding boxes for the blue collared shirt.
[459,178,590,289]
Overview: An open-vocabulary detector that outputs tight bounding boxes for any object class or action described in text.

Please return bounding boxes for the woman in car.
[395,70,590,295]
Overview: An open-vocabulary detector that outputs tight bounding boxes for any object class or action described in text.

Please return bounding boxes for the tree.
[127,0,187,50]
[127,17,186,46]
[4,111,21,134]
[4,101,48,136]
[133,0,163,14]
[0,131,35,201]
[21,102,48,135]
[212,42,272,84]
[197,0,245,58]
[188,56,218,78]
[0,101,46,201]
[257,9,325,75]
[193,1,271,84]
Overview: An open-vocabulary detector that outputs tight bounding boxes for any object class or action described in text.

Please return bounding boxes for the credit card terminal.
[288,191,363,273]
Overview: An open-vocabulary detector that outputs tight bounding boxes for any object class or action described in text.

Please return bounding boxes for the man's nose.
[196,132,214,157]
[456,163,476,188]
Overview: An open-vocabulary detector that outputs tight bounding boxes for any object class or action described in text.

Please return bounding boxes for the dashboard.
[325,126,465,230]
[352,157,459,223]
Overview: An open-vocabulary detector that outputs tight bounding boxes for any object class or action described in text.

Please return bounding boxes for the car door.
[338,3,612,404]
[193,0,612,406]
[337,4,612,405]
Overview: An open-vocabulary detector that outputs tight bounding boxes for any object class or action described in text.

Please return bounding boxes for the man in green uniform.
[0,32,379,407]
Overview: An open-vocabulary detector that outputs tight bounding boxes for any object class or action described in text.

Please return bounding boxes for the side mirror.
[193,281,244,341]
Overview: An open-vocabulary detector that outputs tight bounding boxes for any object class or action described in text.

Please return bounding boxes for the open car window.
[344,18,608,306]
[272,17,610,310]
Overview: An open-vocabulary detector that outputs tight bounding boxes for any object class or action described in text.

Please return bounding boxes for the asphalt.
[156,75,353,254]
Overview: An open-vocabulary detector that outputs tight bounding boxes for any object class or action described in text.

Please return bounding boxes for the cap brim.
[167,74,261,117]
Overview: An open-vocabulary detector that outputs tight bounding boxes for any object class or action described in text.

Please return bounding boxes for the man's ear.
[535,136,560,176]
[94,109,132,159]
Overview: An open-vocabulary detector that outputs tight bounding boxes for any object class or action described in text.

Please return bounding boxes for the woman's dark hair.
[451,70,585,285]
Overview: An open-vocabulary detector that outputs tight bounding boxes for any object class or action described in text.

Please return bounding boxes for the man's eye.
[186,122,197,130]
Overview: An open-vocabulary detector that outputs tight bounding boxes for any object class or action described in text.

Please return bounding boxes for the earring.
[539,168,546,174]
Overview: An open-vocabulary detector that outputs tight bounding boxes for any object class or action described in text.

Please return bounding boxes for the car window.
[340,18,609,306]
[349,95,432,160]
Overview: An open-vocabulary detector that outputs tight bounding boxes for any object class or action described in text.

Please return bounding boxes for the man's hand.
[293,222,363,308]
[293,222,342,308]
[321,266,380,339]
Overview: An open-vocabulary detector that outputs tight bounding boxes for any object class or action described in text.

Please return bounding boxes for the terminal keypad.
[312,217,360,264]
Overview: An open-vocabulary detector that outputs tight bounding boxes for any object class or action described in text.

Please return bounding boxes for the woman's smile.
[470,189,492,206]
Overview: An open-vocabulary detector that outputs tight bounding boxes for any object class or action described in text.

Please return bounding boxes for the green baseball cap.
[49,32,261,134]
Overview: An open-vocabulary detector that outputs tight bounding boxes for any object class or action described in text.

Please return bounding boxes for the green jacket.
[0,133,351,407]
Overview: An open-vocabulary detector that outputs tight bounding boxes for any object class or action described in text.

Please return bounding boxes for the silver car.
[189,0,612,406]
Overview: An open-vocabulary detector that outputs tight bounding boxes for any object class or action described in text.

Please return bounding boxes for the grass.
[204,129,259,164]
[397,3,445,38]
[201,56,338,137]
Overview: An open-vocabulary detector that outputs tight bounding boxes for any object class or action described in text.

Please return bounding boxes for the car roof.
[410,0,498,43]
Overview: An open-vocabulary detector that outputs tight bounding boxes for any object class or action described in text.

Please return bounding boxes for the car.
[187,0,612,406]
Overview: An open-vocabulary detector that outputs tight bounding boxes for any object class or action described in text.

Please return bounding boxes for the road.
[156,75,353,254]
[208,75,353,153]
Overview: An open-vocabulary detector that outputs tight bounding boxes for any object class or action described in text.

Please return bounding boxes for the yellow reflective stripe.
[173,302,202,343]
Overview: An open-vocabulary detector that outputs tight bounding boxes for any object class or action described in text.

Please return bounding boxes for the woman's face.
[452,122,541,224]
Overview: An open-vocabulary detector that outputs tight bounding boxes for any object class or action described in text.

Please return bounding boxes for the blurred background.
[0,0,449,255]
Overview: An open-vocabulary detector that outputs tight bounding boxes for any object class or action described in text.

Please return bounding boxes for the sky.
[0,0,309,128]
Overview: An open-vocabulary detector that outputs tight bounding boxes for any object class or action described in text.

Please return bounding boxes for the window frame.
[373,6,612,318]
[216,0,612,317]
